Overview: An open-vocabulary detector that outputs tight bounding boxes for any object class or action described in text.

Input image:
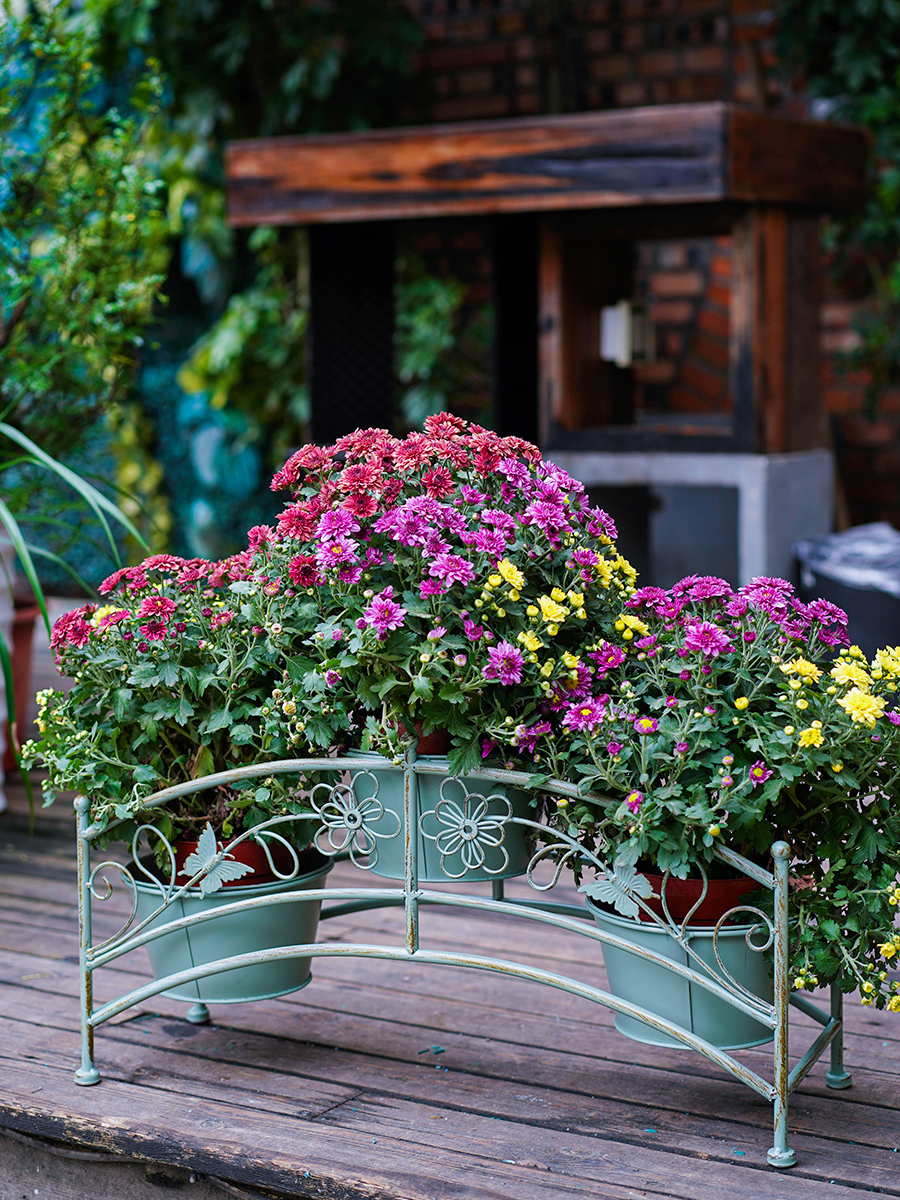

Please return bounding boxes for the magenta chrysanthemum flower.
[473,528,508,557]
[633,716,658,735]
[288,555,319,587]
[316,508,360,541]
[683,620,734,657]
[315,535,359,570]
[426,626,447,641]
[482,640,525,685]
[562,697,608,732]
[675,742,689,754]
[428,553,475,587]
[137,595,176,621]
[687,576,732,602]
[138,620,168,641]
[607,741,623,756]
[886,711,900,726]
[626,790,643,813]
[749,761,773,787]
[362,587,408,639]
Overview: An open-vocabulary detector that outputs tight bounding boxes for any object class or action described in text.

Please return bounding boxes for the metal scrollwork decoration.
[420,785,513,878]
[308,773,401,869]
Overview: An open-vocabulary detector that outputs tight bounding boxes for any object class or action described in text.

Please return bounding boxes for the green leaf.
[230,723,255,745]
[202,708,232,734]
[191,745,216,779]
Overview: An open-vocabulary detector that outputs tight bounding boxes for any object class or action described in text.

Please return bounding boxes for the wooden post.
[308,222,396,444]
[492,214,540,443]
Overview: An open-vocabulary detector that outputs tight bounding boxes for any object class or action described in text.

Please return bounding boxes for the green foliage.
[0,1,168,448]
[395,248,492,431]
[777,0,900,411]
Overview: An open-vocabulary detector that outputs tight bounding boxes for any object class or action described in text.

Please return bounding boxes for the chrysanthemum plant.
[22,552,311,850]
[506,574,900,1010]
[252,414,632,774]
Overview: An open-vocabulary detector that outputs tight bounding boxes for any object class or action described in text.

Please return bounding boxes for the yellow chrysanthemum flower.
[618,612,649,635]
[538,594,569,624]
[873,646,900,677]
[496,558,525,591]
[517,630,544,652]
[798,726,825,748]
[567,590,584,608]
[561,650,581,669]
[550,586,567,604]
[889,995,900,1013]
[594,557,613,588]
[613,554,637,586]
[780,656,822,683]
[91,604,121,627]
[837,687,885,727]
[830,660,872,691]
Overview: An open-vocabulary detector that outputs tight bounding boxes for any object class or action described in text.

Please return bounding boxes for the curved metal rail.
[73,751,851,1170]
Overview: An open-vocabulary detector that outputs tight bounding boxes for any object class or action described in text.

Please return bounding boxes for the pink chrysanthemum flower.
[482,641,525,685]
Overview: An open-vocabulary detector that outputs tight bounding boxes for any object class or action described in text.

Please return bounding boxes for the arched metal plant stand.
[73,751,852,1170]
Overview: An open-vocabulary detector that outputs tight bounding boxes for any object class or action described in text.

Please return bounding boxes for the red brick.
[617,80,649,105]
[838,417,900,447]
[705,281,731,310]
[457,67,495,95]
[873,448,900,476]
[584,28,612,54]
[691,331,729,370]
[623,0,648,16]
[709,252,732,280]
[649,269,705,296]
[697,307,729,338]
[822,301,859,327]
[425,41,510,70]
[638,50,679,75]
[667,385,718,413]
[847,478,898,506]
[650,300,695,323]
[449,17,492,41]
[682,358,726,398]
[515,63,538,87]
[514,35,537,60]
[433,94,511,120]
[664,331,683,356]
[652,79,677,103]
[675,73,728,100]
[589,54,632,81]
[679,0,724,13]
[623,23,646,50]
[584,1,612,19]
[656,243,687,269]
[515,90,540,114]
[824,387,865,415]
[731,0,773,12]
[634,361,676,383]
[496,11,526,35]
[821,329,863,354]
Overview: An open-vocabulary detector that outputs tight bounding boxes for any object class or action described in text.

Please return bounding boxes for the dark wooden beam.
[226,103,868,227]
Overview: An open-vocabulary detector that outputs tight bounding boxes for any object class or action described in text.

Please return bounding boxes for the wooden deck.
[2,778,900,1200]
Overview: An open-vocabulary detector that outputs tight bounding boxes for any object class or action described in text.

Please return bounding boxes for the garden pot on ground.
[587,893,774,1051]
[132,845,332,1004]
[345,750,534,882]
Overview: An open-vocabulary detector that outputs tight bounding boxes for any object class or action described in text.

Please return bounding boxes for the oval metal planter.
[346,751,534,882]
[133,848,332,1004]
[586,897,774,1050]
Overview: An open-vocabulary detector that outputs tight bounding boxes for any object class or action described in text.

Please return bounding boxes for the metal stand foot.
[767,1145,797,1169]
[826,984,851,1089]
[74,1065,101,1086]
[186,1002,211,1024]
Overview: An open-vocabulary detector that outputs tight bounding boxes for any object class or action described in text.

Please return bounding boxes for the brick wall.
[405,0,894,530]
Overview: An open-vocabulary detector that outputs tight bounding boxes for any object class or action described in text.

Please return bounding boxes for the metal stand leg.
[767,842,796,1168]
[825,985,852,1089]
[186,1002,211,1025]
[74,796,100,1086]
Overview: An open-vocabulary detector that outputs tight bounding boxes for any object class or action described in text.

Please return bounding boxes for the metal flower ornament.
[420,786,513,878]
[309,775,401,869]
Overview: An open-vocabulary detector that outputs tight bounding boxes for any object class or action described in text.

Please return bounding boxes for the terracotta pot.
[173,833,302,888]
[3,601,41,773]
[637,871,762,926]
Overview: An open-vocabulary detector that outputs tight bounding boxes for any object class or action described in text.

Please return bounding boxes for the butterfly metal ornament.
[579,860,655,919]
[179,823,254,895]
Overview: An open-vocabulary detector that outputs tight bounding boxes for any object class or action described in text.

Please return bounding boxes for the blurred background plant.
[777,0,900,416]
[0,0,167,595]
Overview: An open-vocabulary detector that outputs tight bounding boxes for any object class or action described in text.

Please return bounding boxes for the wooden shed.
[225,102,868,583]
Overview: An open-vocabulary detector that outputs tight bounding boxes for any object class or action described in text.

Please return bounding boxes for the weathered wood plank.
[225,104,868,227]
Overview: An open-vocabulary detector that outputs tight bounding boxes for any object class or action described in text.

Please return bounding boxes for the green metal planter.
[133,848,332,1004]
[342,750,534,881]
[586,897,774,1050]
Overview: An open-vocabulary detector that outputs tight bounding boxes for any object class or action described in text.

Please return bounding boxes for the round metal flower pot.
[346,751,534,882]
[133,847,332,1004]
[586,897,774,1050]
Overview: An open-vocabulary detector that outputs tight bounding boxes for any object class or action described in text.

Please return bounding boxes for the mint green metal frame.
[73,750,851,1169]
